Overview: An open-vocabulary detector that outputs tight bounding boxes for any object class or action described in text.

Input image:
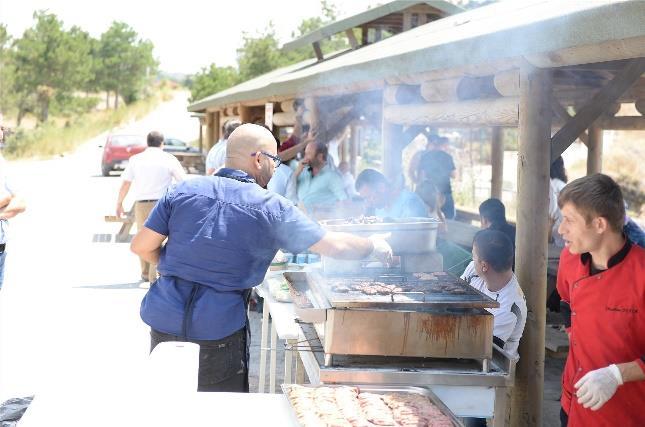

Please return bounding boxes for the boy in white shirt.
[461,229,527,358]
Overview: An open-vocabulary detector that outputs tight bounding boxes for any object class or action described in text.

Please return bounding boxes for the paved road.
[0,91,202,400]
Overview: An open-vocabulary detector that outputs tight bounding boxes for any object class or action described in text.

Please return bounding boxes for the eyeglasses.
[251,151,282,167]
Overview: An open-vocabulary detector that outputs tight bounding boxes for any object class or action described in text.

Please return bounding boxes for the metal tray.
[281,383,464,427]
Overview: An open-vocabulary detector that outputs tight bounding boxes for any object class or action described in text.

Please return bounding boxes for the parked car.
[100,134,146,176]
[162,137,205,174]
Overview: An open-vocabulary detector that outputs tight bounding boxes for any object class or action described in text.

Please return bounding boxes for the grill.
[317,271,499,309]
[285,270,498,364]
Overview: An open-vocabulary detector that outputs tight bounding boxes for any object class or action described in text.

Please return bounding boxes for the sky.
[0,0,378,75]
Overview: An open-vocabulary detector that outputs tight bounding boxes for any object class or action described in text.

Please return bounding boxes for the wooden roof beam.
[312,41,324,61]
[345,29,358,49]
[551,100,588,146]
[550,57,645,162]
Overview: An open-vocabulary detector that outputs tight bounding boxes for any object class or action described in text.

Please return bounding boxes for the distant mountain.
[158,71,189,84]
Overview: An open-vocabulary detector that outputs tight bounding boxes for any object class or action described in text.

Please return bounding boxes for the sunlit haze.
[0,0,377,75]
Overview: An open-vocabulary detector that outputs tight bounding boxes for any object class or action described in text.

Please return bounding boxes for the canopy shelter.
[188,1,645,424]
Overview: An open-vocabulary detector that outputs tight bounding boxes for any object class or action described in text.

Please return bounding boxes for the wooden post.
[382,121,404,182]
[265,103,274,130]
[511,65,552,427]
[491,127,504,199]
[206,112,217,150]
[587,124,603,174]
[312,42,323,61]
[306,97,319,140]
[239,105,252,123]
[381,89,406,183]
[346,29,358,49]
[350,125,359,176]
[198,119,203,153]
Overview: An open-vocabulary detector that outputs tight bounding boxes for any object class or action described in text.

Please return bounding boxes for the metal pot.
[320,217,441,253]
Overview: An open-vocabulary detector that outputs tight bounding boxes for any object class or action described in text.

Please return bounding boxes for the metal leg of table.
[492,387,512,427]
[269,319,278,393]
[295,353,305,384]
[257,304,270,393]
[284,339,296,384]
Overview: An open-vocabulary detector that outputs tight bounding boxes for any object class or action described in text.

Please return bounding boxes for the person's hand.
[575,364,623,411]
[116,203,125,218]
[294,161,306,177]
[368,233,393,266]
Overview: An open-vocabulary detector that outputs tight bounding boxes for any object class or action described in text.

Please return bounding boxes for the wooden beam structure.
[382,122,405,182]
[264,102,274,130]
[550,57,645,162]
[272,111,296,127]
[635,99,645,115]
[312,41,323,61]
[350,124,359,176]
[512,65,552,427]
[383,85,425,105]
[239,105,253,123]
[346,29,359,49]
[206,112,218,150]
[384,97,519,127]
[587,124,603,174]
[490,127,504,199]
[280,100,295,113]
[494,69,520,97]
[597,115,645,130]
[551,100,588,146]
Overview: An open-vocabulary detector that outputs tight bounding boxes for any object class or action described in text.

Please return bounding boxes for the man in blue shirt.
[289,142,347,214]
[355,169,428,219]
[131,124,392,392]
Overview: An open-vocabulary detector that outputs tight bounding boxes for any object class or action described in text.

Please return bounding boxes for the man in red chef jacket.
[556,174,645,426]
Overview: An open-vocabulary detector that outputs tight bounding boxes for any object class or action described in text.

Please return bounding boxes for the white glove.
[575,364,623,411]
[368,233,393,267]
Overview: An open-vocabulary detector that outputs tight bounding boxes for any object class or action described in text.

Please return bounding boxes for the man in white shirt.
[460,229,527,359]
[205,119,241,175]
[116,131,185,283]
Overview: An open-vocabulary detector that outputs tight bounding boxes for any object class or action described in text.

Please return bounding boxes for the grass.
[3,83,176,160]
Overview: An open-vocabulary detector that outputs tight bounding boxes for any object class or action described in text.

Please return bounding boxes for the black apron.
[150,169,259,392]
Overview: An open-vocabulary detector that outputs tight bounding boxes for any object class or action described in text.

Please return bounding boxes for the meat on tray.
[328,279,472,298]
[284,385,456,427]
[330,281,403,296]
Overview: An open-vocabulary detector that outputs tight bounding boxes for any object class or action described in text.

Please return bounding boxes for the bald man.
[131,124,392,392]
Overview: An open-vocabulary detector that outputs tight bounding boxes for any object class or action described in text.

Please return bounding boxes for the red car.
[101,134,146,176]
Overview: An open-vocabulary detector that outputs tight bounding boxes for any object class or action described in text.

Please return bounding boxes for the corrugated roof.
[188,0,645,113]
[281,0,463,52]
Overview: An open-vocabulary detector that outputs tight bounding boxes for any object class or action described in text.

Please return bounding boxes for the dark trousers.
[150,327,249,392]
[560,407,568,427]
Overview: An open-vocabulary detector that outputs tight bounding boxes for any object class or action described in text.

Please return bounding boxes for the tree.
[189,64,238,102]
[236,25,283,82]
[96,22,157,109]
[0,24,16,115]
[189,0,345,101]
[11,11,94,122]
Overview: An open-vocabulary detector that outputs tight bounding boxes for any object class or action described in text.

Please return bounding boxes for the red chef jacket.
[557,242,645,426]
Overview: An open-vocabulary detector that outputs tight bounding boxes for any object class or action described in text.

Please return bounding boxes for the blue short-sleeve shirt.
[140,168,326,340]
[297,165,347,210]
[375,190,428,219]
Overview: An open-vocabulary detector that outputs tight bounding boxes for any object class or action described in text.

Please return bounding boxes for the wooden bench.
[104,212,134,242]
